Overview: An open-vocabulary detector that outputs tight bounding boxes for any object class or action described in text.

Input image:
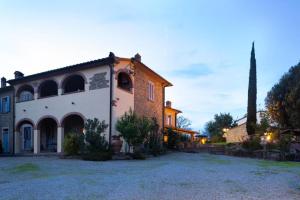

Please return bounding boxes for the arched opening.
[39,80,58,98]
[16,119,34,152]
[117,72,132,91]
[62,114,85,137]
[62,75,85,94]
[17,85,34,102]
[37,118,58,152]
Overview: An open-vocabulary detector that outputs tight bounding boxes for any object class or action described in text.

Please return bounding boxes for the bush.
[82,151,112,161]
[144,118,165,156]
[84,118,109,153]
[131,151,146,160]
[242,135,262,151]
[116,109,152,153]
[210,135,226,143]
[63,133,84,156]
[166,128,180,149]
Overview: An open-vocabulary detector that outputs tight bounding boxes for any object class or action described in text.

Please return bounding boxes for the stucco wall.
[111,60,134,136]
[15,65,111,140]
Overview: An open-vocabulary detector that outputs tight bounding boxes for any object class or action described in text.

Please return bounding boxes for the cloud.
[171,63,214,78]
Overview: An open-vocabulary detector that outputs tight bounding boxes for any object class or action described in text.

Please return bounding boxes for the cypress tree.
[246,42,257,135]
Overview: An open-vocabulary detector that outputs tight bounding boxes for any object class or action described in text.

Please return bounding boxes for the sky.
[0,0,300,131]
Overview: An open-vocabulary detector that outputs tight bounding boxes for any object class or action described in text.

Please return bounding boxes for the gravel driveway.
[0,152,299,200]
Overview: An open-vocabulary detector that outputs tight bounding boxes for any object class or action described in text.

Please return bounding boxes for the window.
[19,91,33,102]
[17,85,34,102]
[167,115,172,126]
[39,80,58,98]
[0,96,10,113]
[148,81,154,101]
[117,72,132,92]
[63,75,85,94]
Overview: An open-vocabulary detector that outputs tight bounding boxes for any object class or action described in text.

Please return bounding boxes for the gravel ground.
[0,152,300,200]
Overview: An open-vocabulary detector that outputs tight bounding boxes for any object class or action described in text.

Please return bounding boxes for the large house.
[0,52,172,154]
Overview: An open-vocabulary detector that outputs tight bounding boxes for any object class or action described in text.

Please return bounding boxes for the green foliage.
[145,118,164,156]
[205,113,234,141]
[247,42,257,135]
[10,163,40,173]
[116,109,152,150]
[82,151,112,161]
[84,118,109,153]
[242,135,262,151]
[210,135,226,143]
[166,128,180,149]
[265,62,300,128]
[279,134,293,153]
[255,112,271,135]
[176,116,192,129]
[131,151,146,160]
[63,133,84,156]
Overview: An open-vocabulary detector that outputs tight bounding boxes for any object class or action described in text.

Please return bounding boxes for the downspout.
[109,63,113,146]
[162,85,165,132]
[12,87,15,155]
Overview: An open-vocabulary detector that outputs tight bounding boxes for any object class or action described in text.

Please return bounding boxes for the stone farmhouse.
[0,52,173,155]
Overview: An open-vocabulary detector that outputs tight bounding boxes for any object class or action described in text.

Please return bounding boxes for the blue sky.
[0,0,300,131]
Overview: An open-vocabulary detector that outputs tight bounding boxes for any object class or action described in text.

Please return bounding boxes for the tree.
[205,113,234,140]
[265,62,300,128]
[84,118,109,153]
[246,42,257,135]
[176,116,192,129]
[116,109,152,152]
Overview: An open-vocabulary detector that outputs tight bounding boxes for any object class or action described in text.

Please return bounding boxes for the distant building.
[223,111,267,143]
[0,78,14,154]
[164,101,198,141]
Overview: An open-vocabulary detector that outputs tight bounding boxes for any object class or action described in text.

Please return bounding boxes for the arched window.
[117,72,132,91]
[39,80,58,98]
[62,75,85,94]
[17,85,34,102]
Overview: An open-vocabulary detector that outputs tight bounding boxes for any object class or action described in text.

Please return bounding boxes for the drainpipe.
[12,87,15,155]
[109,63,113,146]
[162,85,165,132]
[108,52,115,146]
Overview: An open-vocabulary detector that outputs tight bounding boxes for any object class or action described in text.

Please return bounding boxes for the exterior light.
[222,128,229,133]
[163,135,168,143]
[201,138,206,144]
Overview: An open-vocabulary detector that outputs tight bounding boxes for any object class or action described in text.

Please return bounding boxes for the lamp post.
[261,132,272,159]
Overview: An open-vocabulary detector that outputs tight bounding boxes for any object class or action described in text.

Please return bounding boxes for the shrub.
[210,135,226,143]
[116,109,151,153]
[82,151,113,161]
[131,151,146,160]
[145,118,164,156]
[84,118,109,153]
[242,135,262,151]
[63,133,84,156]
[166,128,180,149]
[279,134,293,153]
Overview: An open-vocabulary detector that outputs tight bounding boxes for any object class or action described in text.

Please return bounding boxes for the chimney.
[1,77,6,88]
[166,101,172,108]
[14,71,24,79]
[134,53,141,62]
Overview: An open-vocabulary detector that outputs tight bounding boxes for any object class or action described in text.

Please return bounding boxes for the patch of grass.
[9,163,40,173]
[258,160,300,168]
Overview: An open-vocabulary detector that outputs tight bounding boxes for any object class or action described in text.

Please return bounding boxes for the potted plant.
[111,135,123,154]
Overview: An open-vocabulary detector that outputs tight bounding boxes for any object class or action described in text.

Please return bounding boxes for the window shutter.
[6,96,10,112]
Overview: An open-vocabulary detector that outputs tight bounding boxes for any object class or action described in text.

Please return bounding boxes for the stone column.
[58,88,63,95]
[14,131,20,154]
[34,129,40,154]
[57,127,64,153]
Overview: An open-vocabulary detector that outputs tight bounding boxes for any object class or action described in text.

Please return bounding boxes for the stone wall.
[0,88,14,154]
[223,123,249,143]
[134,63,164,130]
